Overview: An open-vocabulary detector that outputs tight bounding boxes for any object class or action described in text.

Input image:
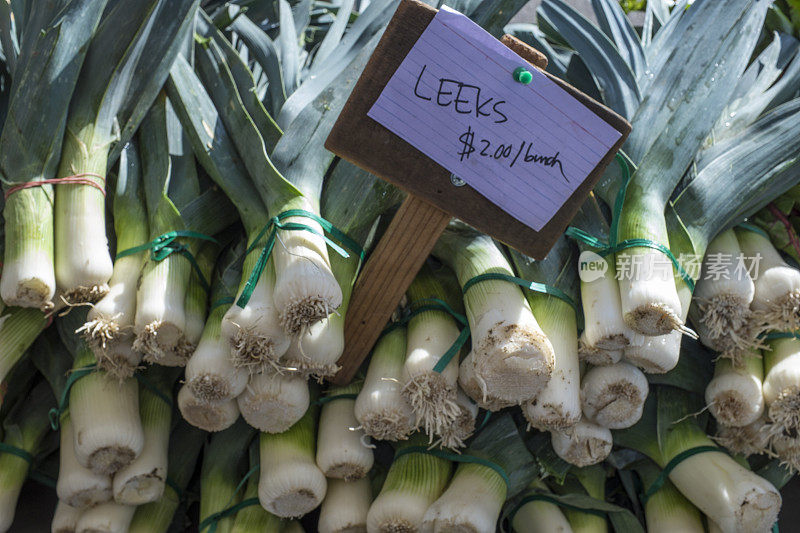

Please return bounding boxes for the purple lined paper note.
[367,6,622,231]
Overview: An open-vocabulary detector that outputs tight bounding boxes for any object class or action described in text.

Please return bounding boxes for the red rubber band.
[4,173,106,200]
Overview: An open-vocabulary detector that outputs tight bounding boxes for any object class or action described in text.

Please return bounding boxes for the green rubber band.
[642,446,724,503]
[116,230,218,293]
[135,374,173,408]
[774,522,780,533]
[28,469,57,488]
[462,273,581,322]
[477,410,492,431]
[236,209,365,308]
[0,442,34,465]
[394,445,510,486]
[165,476,184,501]
[507,492,607,525]
[210,296,235,312]
[49,365,95,430]
[738,222,770,240]
[763,331,800,341]
[199,464,260,532]
[317,393,359,405]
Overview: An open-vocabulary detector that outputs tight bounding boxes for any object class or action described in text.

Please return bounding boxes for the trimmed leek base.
[458,352,517,412]
[272,200,342,335]
[1,187,56,309]
[435,390,478,449]
[511,481,572,533]
[177,385,240,432]
[694,229,756,356]
[238,371,309,433]
[259,407,327,518]
[74,501,135,533]
[355,329,416,441]
[366,444,451,533]
[319,478,372,533]
[580,363,648,429]
[737,228,800,332]
[52,501,83,533]
[70,372,143,475]
[551,419,612,467]
[185,306,249,403]
[578,335,622,366]
[618,248,685,336]
[705,352,764,427]
[133,257,190,366]
[317,392,373,481]
[763,339,800,440]
[57,417,112,509]
[222,258,290,373]
[624,331,681,374]
[422,463,505,532]
[714,417,771,457]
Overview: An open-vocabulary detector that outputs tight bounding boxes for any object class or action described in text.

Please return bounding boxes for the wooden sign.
[326,0,631,384]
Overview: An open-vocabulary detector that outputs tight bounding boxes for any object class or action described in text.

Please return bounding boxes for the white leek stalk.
[69,346,143,475]
[238,371,309,433]
[78,143,147,377]
[186,302,249,403]
[578,334,622,366]
[637,463,705,533]
[318,478,372,533]
[259,403,327,518]
[705,350,764,427]
[272,196,342,335]
[74,502,134,533]
[763,337,800,439]
[52,501,83,533]
[317,383,373,480]
[177,385,240,432]
[523,286,581,431]
[435,230,554,404]
[580,362,648,429]
[510,481,572,533]
[581,253,634,350]
[222,258,290,372]
[692,229,757,356]
[354,328,415,441]
[551,419,612,467]
[714,416,771,457]
[422,462,505,532]
[57,415,112,509]
[435,389,478,449]
[737,227,800,331]
[366,438,451,533]
[112,370,173,505]
[402,268,461,438]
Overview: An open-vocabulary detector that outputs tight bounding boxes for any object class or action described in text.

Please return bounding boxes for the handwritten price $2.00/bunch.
[457,125,569,183]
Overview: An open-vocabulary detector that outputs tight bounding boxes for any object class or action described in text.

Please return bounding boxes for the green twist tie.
[317,393,359,405]
[641,446,723,503]
[49,365,95,430]
[116,230,218,293]
[135,374,173,408]
[738,222,770,240]
[462,273,582,328]
[394,445,509,486]
[28,469,57,488]
[763,331,800,341]
[0,442,34,465]
[565,153,696,293]
[199,464,260,532]
[236,209,365,308]
[210,296,235,312]
[507,492,607,525]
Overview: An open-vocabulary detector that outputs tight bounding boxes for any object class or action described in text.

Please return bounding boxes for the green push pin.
[513,67,532,85]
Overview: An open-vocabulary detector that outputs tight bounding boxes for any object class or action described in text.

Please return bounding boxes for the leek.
[73,501,135,533]
[318,477,371,533]
[316,382,373,481]
[705,349,764,428]
[763,337,800,442]
[56,414,112,509]
[635,461,705,533]
[259,401,327,518]
[434,225,554,405]
[354,327,415,442]
[580,362,648,429]
[52,501,82,533]
[177,384,240,433]
[510,480,573,533]
[435,389,479,450]
[231,443,283,533]
[238,371,309,434]
[551,418,613,467]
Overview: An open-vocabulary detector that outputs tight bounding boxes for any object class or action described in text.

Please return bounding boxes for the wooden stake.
[333,195,451,383]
